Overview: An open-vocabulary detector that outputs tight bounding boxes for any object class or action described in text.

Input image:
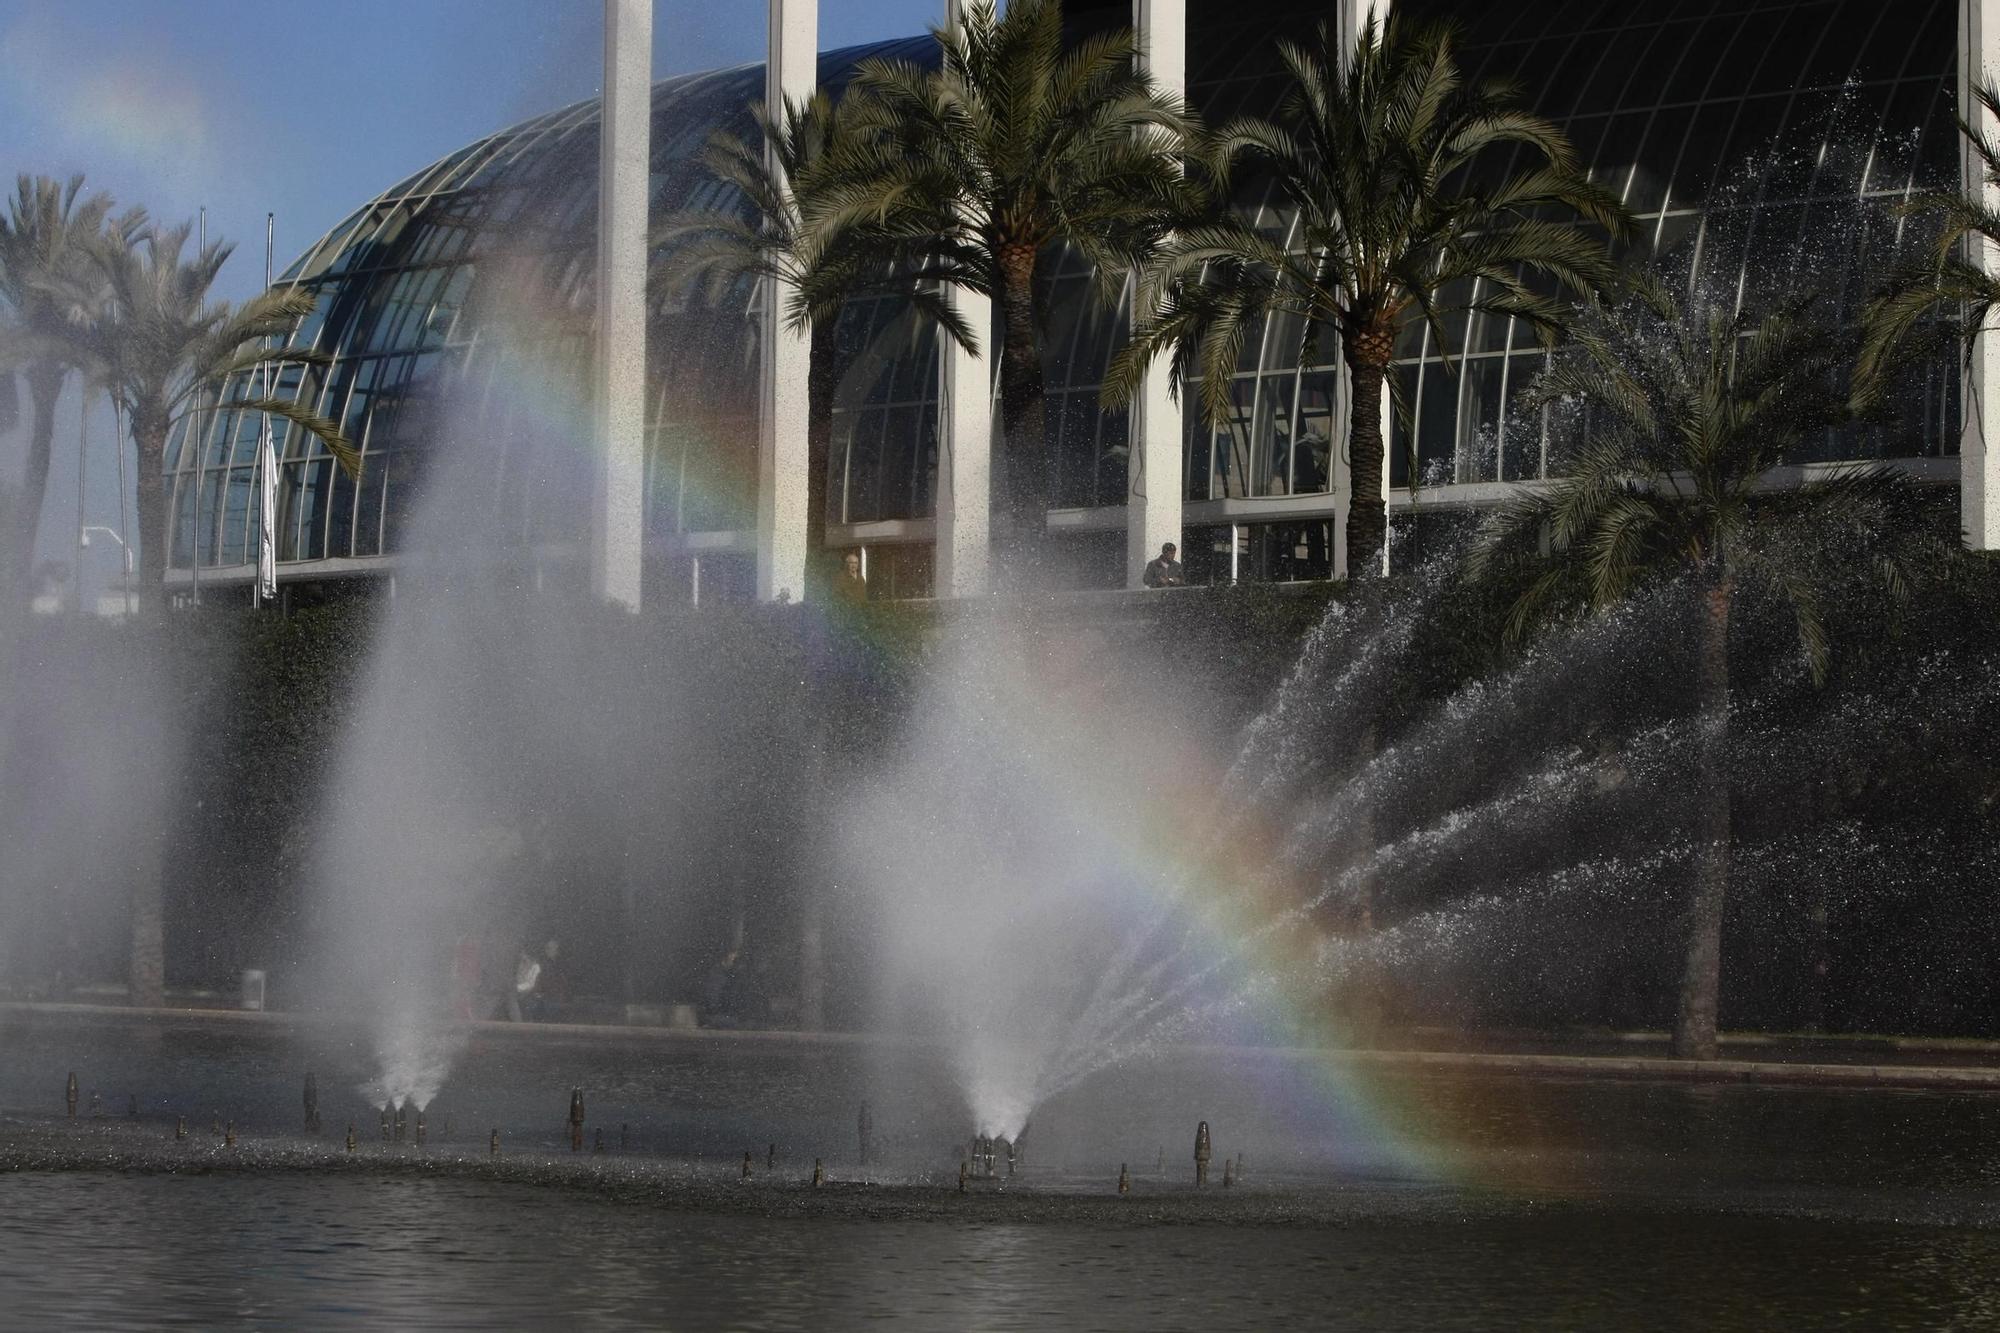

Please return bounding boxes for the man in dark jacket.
[1142,541,1185,588]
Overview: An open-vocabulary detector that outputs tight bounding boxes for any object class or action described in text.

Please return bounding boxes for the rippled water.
[5,1172,1999,1330]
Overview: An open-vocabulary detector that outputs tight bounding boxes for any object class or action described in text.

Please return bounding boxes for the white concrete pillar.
[1963,0,2000,550]
[1331,0,1393,579]
[756,0,818,602]
[1126,0,1187,588]
[592,0,651,611]
[935,0,992,597]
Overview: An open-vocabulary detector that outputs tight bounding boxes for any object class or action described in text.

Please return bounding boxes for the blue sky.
[0,0,943,592]
[0,0,943,304]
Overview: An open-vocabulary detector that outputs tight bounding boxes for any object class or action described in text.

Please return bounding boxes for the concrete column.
[935,0,992,597]
[1126,0,1187,588]
[1963,0,2000,550]
[756,0,818,602]
[592,0,651,611]
[1331,0,1393,580]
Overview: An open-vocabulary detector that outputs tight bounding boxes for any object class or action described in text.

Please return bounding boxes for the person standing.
[833,550,868,605]
[1142,541,1185,588]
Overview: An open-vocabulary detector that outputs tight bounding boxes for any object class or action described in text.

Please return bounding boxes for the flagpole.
[255,212,277,609]
[190,206,205,607]
[114,390,130,615]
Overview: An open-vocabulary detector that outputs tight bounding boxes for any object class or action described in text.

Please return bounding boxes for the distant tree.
[654,90,973,598]
[1110,16,1625,578]
[1468,273,1945,1059]
[0,175,144,605]
[77,221,358,1009]
[818,0,1196,576]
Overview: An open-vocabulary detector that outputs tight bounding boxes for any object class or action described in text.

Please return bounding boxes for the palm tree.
[80,222,358,622]
[1855,80,2000,406]
[0,175,144,604]
[654,90,972,598]
[79,222,357,1010]
[1467,274,1941,1059]
[816,0,1194,575]
[1109,16,1626,579]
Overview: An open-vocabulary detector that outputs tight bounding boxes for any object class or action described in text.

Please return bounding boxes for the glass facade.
[165,0,1960,593]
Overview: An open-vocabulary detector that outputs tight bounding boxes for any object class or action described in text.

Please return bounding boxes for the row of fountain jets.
[66,1071,1242,1193]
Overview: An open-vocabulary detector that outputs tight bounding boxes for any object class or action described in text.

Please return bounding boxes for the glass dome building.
[164,0,1963,600]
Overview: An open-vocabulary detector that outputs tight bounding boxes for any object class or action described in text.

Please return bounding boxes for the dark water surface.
[4,1170,1998,1331]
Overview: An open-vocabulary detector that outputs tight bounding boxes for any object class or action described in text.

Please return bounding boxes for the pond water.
[5,1171,2000,1331]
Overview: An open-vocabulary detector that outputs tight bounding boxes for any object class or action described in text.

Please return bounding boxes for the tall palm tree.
[79,222,357,1010]
[815,0,1194,575]
[81,222,358,622]
[0,174,144,603]
[1467,274,1941,1059]
[1109,16,1626,578]
[1855,80,2000,405]
[654,90,973,598]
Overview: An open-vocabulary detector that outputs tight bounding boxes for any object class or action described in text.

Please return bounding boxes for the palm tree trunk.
[131,416,169,620]
[996,241,1046,580]
[1674,574,1733,1059]
[3,365,66,605]
[125,413,171,1009]
[804,322,840,600]
[1342,326,1394,579]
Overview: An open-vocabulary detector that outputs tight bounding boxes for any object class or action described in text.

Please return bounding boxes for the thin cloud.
[0,11,218,183]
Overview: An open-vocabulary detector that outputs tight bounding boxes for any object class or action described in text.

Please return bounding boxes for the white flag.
[257,420,278,601]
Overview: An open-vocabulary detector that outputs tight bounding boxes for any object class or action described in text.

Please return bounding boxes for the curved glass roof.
[165,0,1958,586]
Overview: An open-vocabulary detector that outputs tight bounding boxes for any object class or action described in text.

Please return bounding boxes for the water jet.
[1195,1122,1212,1187]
